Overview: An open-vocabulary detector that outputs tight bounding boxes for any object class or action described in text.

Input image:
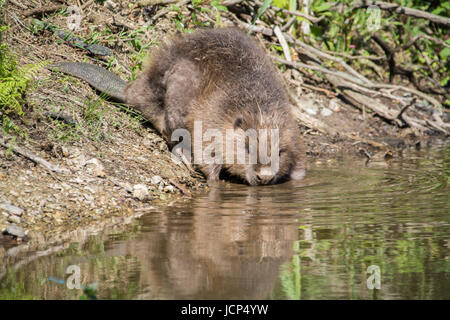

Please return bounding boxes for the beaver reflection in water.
[52,28,306,185]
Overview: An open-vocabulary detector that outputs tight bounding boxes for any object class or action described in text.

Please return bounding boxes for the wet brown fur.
[124,28,305,185]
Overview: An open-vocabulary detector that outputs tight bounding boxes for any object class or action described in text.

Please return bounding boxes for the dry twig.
[352,1,450,27]
[0,138,70,174]
[22,5,65,17]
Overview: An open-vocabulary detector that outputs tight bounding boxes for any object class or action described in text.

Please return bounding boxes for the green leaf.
[431,7,444,15]
[311,26,324,38]
[211,0,228,11]
[440,76,450,87]
[314,3,332,12]
[249,0,273,33]
[270,44,283,52]
[288,0,296,11]
[215,5,228,11]
[411,25,420,37]
[439,47,450,60]
[273,0,288,9]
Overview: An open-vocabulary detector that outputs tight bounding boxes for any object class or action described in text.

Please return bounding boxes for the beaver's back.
[153,28,289,113]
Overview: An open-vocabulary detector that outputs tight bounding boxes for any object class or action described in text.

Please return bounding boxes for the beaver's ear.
[123,74,154,107]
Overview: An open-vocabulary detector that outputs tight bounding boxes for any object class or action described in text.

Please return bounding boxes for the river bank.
[1,0,448,251]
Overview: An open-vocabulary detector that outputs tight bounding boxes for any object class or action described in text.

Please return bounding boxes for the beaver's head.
[219,109,306,186]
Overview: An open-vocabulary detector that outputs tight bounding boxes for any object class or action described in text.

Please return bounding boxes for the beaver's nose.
[257,167,275,183]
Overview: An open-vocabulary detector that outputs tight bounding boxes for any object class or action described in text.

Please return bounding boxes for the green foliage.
[305,0,449,96]
[125,26,154,79]
[211,0,228,27]
[171,0,229,31]
[83,24,155,80]
[276,242,301,300]
[250,0,273,32]
[80,283,98,300]
[29,19,56,35]
[0,24,46,136]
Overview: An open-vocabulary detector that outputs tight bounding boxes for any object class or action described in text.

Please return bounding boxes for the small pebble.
[151,175,163,185]
[321,107,333,117]
[0,203,24,216]
[4,224,26,238]
[164,185,175,193]
[329,98,341,112]
[133,184,149,201]
[7,215,21,224]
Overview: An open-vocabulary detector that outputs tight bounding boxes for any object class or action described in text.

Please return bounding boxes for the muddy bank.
[1,0,448,251]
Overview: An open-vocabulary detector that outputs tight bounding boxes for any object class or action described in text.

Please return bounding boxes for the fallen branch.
[42,111,78,125]
[167,178,190,194]
[0,137,70,174]
[273,54,443,111]
[343,133,386,149]
[371,34,415,84]
[22,5,65,17]
[111,15,136,31]
[281,16,296,32]
[149,0,190,23]
[326,75,399,122]
[323,50,385,61]
[237,20,321,62]
[401,34,450,50]
[241,21,274,36]
[9,0,28,10]
[368,83,442,110]
[397,98,416,124]
[273,56,372,88]
[326,75,447,134]
[352,1,450,27]
[222,0,324,23]
[273,26,291,62]
[137,0,179,6]
[222,0,246,6]
[286,34,374,85]
[81,0,95,10]
[300,83,337,98]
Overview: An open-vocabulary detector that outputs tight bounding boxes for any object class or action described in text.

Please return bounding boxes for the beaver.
[52,28,305,185]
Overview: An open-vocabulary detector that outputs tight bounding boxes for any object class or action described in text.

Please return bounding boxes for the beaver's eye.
[279,149,286,156]
[234,116,244,129]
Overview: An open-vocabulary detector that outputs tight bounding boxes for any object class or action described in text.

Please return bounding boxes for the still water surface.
[1,147,449,299]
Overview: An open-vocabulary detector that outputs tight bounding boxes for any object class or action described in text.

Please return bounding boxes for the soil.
[0,0,447,255]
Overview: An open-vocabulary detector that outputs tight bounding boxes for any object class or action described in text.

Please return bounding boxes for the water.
[1,147,449,299]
